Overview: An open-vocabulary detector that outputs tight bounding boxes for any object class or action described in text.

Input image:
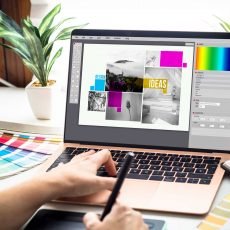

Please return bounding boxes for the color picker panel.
[196,47,230,71]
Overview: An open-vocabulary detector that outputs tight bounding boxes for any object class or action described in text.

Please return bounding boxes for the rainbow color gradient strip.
[196,47,230,71]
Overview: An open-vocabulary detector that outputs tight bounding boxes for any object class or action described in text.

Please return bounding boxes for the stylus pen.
[100,152,134,221]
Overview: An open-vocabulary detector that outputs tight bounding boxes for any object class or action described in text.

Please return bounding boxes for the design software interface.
[68,33,230,151]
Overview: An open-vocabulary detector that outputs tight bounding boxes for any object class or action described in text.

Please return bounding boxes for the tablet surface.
[24,209,166,230]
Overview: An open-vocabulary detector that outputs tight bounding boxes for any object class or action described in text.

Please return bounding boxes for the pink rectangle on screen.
[160,51,183,67]
[108,91,122,108]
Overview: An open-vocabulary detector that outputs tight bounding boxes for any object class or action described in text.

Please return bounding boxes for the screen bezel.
[64,29,230,154]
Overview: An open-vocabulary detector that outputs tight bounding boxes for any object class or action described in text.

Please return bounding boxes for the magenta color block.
[117,107,121,112]
[160,51,183,67]
[183,62,187,68]
[108,91,122,108]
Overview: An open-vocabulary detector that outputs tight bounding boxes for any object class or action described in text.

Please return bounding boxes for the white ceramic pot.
[25,80,58,120]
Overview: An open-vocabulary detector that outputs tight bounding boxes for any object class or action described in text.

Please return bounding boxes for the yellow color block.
[143,78,168,94]
[198,222,219,230]
[48,138,62,142]
[205,215,226,226]
[212,207,230,218]
[219,201,230,209]
[224,194,230,201]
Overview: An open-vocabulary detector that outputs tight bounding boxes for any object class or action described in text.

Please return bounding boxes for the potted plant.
[0,4,87,119]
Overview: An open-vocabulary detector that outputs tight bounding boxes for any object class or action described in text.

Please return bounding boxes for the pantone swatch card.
[0,131,62,179]
[198,193,230,230]
[0,131,62,155]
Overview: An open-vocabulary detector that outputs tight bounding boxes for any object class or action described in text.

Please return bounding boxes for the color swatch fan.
[0,131,62,179]
[198,193,230,229]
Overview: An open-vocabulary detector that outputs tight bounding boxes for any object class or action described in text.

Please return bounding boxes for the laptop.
[46,29,230,215]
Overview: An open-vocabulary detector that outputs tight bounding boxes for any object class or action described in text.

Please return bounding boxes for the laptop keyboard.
[47,147,221,185]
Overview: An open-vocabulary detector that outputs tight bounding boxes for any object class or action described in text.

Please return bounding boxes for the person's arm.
[0,173,65,229]
[0,149,116,229]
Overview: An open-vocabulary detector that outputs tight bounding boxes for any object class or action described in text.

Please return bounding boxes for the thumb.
[97,176,116,191]
[83,212,102,229]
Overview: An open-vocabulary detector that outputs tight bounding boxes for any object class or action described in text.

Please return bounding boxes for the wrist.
[33,172,65,202]
[40,169,74,199]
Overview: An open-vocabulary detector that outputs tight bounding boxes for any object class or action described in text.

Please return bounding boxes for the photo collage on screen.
[87,47,186,127]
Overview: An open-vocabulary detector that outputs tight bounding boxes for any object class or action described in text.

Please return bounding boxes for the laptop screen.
[65,30,230,152]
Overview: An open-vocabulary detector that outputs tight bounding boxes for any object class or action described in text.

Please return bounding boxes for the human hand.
[0,149,117,230]
[47,149,117,198]
[83,201,148,230]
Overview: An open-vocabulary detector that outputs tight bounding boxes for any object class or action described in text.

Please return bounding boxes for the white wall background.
[30,0,230,89]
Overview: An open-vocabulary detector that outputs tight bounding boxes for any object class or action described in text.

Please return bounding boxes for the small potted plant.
[0,4,87,119]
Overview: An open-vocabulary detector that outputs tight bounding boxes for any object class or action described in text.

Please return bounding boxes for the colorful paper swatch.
[0,131,62,179]
[0,144,48,178]
[0,131,62,155]
[196,47,230,71]
[197,193,230,230]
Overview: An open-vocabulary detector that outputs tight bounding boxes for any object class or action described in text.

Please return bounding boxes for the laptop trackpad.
[119,180,160,207]
[58,180,160,208]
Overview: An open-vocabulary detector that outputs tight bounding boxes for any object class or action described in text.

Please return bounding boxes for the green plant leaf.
[42,23,88,59]
[220,22,230,32]
[43,41,54,60]
[22,19,46,85]
[33,26,41,40]
[0,10,22,34]
[23,59,39,77]
[22,59,47,86]
[46,47,63,77]
[56,23,88,40]
[0,42,28,59]
[214,15,230,32]
[38,4,61,36]
[40,17,74,47]
[0,29,30,58]
[24,17,41,39]
[0,29,24,40]
[22,20,44,64]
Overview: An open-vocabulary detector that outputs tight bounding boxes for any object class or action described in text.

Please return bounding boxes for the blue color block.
[17,150,29,156]
[5,146,16,152]
[95,79,105,91]
[19,135,30,139]
[0,149,10,157]
[4,154,22,162]
[90,86,95,91]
